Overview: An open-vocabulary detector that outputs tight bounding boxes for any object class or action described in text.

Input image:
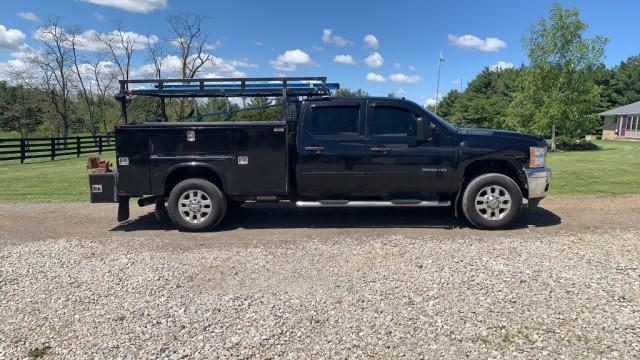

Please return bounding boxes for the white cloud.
[389,73,421,83]
[447,34,507,52]
[394,62,401,70]
[489,61,515,71]
[255,41,263,46]
[270,49,312,71]
[0,25,26,50]
[322,29,351,46]
[366,72,386,83]
[34,27,157,53]
[422,91,444,108]
[203,41,221,51]
[17,12,40,23]
[363,34,379,49]
[409,65,415,71]
[364,52,384,68]
[94,12,106,21]
[312,45,324,52]
[135,54,257,79]
[393,88,406,97]
[452,78,462,86]
[425,98,437,107]
[333,54,356,65]
[80,0,168,13]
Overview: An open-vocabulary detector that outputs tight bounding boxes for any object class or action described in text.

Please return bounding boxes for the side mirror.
[429,123,440,139]
[416,117,426,142]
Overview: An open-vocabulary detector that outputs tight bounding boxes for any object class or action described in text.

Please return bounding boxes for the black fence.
[0,135,115,163]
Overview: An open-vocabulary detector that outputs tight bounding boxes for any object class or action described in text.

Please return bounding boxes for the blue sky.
[0,0,639,106]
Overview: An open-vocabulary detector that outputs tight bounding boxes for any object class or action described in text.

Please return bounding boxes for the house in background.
[600,101,640,140]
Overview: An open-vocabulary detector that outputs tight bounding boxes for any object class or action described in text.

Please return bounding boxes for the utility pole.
[434,52,446,115]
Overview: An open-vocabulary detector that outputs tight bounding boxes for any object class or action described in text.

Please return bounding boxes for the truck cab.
[295,97,456,201]
[90,77,551,231]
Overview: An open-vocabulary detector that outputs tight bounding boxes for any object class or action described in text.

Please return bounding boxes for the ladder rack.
[116,77,339,99]
[116,76,339,124]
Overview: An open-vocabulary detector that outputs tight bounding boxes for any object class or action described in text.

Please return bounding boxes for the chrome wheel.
[474,185,511,221]
[178,189,213,224]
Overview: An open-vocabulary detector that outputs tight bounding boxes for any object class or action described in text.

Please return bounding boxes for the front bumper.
[525,167,551,199]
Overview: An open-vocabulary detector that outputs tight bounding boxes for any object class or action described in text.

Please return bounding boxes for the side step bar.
[295,200,451,208]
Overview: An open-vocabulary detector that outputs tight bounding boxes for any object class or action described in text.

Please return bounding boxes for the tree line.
[1,4,639,146]
[431,4,639,149]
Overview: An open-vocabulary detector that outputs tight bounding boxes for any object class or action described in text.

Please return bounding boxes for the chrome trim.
[525,167,551,199]
[295,200,451,208]
[150,155,232,160]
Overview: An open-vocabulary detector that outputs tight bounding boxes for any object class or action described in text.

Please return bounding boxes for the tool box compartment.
[89,173,117,203]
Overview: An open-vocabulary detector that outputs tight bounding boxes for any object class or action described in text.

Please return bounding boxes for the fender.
[153,160,231,196]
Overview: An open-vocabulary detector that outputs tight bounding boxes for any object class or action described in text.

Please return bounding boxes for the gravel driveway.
[1,196,639,358]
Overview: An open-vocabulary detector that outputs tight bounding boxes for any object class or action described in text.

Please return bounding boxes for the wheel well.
[461,160,527,197]
[163,166,224,196]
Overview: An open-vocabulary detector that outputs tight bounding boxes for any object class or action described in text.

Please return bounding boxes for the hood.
[458,128,545,143]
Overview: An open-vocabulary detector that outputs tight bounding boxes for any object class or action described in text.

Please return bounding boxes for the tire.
[167,178,227,231]
[461,173,523,230]
[154,197,170,222]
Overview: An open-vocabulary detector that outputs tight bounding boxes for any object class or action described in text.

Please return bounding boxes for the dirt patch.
[0,195,638,249]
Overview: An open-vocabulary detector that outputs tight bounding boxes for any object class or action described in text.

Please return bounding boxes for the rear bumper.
[525,167,551,199]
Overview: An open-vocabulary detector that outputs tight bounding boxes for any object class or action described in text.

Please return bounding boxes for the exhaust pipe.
[137,196,156,207]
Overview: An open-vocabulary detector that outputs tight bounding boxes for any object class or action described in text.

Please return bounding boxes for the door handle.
[304,146,325,153]
[370,146,390,152]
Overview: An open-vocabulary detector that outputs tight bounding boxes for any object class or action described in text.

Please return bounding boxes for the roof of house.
[599,100,640,116]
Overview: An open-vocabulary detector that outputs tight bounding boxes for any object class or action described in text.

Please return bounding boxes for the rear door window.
[308,106,360,136]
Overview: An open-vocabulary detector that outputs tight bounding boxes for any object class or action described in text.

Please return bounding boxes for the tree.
[146,35,169,122]
[167,14,213,119]
[69,29,100,139]
[335,88,369,97]
[451,67,523,129]
[434,89,463,124]
[0,82,44,138]
[602,55,640,108]
[510,3,607,150]
[31,18,75,140]
[96,22,137,82]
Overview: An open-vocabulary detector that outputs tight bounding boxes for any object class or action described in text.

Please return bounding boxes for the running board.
[295,200,451,208]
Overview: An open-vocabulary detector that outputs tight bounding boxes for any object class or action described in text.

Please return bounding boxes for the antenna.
[435,52,446,115]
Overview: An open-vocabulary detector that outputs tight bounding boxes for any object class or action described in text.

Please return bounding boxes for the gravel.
[1,230,639,359]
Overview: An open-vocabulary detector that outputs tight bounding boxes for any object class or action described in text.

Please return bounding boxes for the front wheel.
[461,173,523,229]
[167,178,227,231]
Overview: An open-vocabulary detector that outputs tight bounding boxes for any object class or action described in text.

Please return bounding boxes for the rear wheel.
[167,178,227,231]
[462,173,522,229]
[154,197,169,222]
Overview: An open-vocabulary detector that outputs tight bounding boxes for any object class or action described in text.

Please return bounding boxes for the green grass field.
[0,140,639,202]
[546,140,640,196]
[0,152,115,202]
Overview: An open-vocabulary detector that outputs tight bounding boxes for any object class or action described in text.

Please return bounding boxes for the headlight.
[529,147,546,168]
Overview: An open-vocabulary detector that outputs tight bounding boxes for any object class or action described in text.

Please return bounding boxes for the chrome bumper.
[525,167,551,199]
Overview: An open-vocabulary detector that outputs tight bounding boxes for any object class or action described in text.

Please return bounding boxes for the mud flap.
[117,195,130,222]
[528,198,542,208]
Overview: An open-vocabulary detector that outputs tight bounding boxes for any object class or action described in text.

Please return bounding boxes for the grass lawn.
[0,152,115,202]
[0,140,638,202]
[547,140,640,196]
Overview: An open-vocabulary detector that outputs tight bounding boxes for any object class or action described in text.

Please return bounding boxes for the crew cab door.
[295,100,367,198]
[364,100,454,198]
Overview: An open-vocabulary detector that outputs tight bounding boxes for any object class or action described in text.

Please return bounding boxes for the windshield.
[425,110,458,133]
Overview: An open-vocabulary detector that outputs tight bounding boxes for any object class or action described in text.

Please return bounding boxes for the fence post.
[98,136,103,154]
[76,136,80,158]
[50,138,56,161]
[20,138,26,164]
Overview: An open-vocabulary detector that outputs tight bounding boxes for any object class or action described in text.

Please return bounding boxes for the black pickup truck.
[90,77,551,231]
